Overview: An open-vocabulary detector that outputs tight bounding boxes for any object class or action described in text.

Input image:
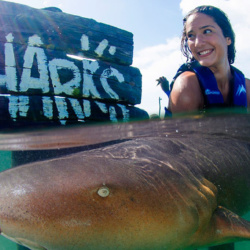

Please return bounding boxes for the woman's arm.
[245,78,250,107]
[169,71,204,113]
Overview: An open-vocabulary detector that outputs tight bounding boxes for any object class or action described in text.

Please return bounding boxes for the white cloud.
[42,0,63,9]
[133,37,185,116]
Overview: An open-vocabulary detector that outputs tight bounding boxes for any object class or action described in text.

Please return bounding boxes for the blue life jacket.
[170,61,248,108]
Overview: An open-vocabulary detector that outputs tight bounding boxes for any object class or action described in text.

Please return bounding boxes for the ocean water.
[0,152,18,250]
[0,114,249,250]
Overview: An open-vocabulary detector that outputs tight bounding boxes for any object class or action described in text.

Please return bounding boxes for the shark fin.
[194,206,250,248]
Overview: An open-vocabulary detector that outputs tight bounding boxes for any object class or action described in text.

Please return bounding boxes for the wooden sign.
[0,1,148,127]
[0,1,133,65]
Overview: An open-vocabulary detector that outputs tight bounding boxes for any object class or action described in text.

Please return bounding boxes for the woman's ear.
[226,37,232,46]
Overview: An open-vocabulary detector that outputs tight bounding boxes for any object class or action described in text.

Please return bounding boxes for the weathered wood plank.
[0,1,133,65]
[0,94,149,127]
[0,42,141,105]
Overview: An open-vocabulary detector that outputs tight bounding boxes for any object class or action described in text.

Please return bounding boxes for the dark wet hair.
[181,5,236,64]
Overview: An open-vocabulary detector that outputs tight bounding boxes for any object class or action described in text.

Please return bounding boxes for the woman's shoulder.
[169,71,204,113]
[245,78,250,107]
[174,71,199,87]
[245,77,250,86]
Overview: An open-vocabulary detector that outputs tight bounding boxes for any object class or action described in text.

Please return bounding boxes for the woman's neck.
[209,63,233,101]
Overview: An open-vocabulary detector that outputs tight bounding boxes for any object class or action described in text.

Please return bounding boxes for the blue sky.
[3,0,183,51]
[3,0,250,115]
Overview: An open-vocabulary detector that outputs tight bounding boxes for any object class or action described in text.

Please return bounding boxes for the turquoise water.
[0,152,18,249]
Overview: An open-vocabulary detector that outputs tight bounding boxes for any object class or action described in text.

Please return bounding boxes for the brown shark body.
[0,115,249,249]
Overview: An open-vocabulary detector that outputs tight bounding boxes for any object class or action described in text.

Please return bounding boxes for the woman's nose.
[195,34,205,46]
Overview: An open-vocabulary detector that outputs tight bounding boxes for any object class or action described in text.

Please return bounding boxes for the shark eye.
[97,186,110,197]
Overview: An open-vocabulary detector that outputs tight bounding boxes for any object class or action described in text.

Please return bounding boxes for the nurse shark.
[0,114,250,249]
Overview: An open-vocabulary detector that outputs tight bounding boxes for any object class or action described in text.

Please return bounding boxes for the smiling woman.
[158,5,250,115]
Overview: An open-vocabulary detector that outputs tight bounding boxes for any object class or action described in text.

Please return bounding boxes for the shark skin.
[0,115,249,249]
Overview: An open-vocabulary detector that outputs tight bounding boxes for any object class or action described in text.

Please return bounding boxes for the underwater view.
[0,113,249,250]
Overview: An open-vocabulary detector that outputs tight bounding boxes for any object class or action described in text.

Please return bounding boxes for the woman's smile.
[198,49,214,56]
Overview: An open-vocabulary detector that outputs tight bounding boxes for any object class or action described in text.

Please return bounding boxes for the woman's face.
[185,13,231,70]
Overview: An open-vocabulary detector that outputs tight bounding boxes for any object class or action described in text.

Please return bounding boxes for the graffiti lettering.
[1,94,130,125]
[0,33,17,91]
[20,35,50,93]
[0,33,123,98]
[0,33,139,124]
[49,59,81,96]
[0,33,135,124]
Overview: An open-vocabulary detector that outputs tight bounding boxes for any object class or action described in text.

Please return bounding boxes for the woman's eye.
[187,33,194,39]
[204,29,212,34]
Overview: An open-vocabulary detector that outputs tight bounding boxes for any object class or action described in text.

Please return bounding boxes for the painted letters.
[82,60,101,98]
[49,59,81,96]
[20,35,50,93]
[0,33,146,125]
[1,33,131,101]
[1,94,132,125]
[0,34,17,91]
